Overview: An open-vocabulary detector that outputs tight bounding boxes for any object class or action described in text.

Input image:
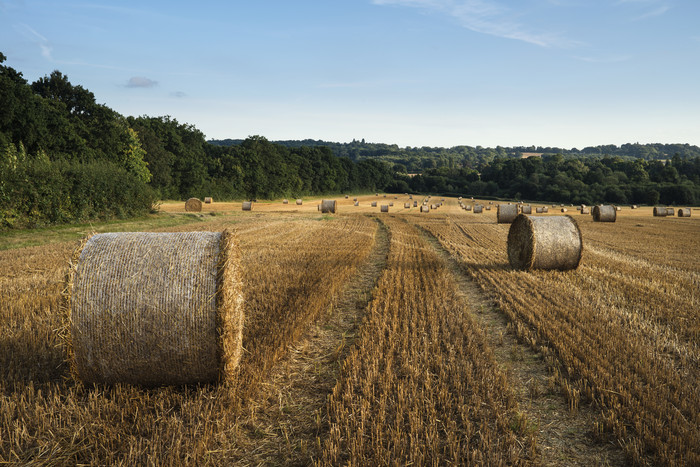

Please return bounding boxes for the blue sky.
[2,0,699,148]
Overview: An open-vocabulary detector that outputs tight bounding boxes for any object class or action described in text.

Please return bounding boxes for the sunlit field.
[1,196,698,465]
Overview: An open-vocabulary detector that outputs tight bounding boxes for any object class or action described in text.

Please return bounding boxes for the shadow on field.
[466,262,511,272]
[0,333,68,387]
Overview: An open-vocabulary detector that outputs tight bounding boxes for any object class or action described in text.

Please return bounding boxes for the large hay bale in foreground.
[185,198,202,212]
[380,204,389,212]
[320,199,337,213]
[593,205,616,222]
[497,204,518,223]
[242,201,253,211]
[653,206,666,217]
[507,215,582,271]
[65,231,243,386]
[678,208,691,217]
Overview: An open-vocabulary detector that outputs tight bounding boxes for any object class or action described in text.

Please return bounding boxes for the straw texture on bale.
[521,205,532,214]
[420,205,429,212]
[473,205,483,213]
[667,208,675,216]
[371,201,377,207]
[593,205,616,222]
[507,215,583,271]
[296,199,303,205]
[380,205,389,212]
[678,208,691,217]
[653,206,666,217]
[65,230,243,386]
[185,198,202,212]
[320,199,337,213]
[204,197,213,204]
[497,204,518,224]
[242,201,253,211]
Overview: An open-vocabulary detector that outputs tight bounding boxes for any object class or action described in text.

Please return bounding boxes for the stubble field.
[1,195,698,466]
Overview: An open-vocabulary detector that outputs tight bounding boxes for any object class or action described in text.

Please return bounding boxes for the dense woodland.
[2,53,699,229]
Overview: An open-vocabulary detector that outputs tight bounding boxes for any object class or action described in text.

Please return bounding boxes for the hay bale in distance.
[404,203,411,208]
[581,207,590,214]
[521,205,532,215]
[242,201,253,211]
[204,197,213,204]
[497,204,519,223]
[185,198,203,212]
[282,199,289,204]
[380,204,389,212]
[320,199,337,213]
[420,205,429,213]
[354,201,359,206]
[535,207,544,214]
[667,208,675,216]
[473,205,483,213]
[296,199,303,205]
[345,194,349,199]
[371,201,377,207]
[678,208,691,217]
[542,207,549,213]
[561,208,568,213]
[465,205,472,211]
[653,206,666,217]
[507,215,582,271]
[593,205,616,222]
[65,230,243,386]
[485,206,492,211]
[413,201,418,207]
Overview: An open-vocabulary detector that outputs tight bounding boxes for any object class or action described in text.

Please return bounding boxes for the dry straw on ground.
[242,201,253,211]
[497,204,518,223]
[593,205,616,222]
[185,198,202,212]
[64,230,243,386]
[507,214,583,271]
[320,199,337,213]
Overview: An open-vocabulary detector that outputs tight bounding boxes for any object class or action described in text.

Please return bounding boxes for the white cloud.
[16,23,53,60]
[372,0,578,48]
[125,76,158,88]
[630,5,670,21]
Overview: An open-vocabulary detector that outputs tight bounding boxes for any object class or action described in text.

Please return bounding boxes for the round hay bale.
[354,201,359,206]
[473,205,483,213]
[353,197,358,202]
[204,197,213,204]
[666,207,675,216]
[581,207,590,214]
[185,198,203,212]
[485,206,491,211]
[465,205,472,211]
[497,204,518,224]
[420,205,429,213]
[521,205,532,214]
[389,202,394,207]
[371,201,378,207]
[413,201,418,207]
[242,201,253,211]
[282,199,289,204]
[404,203,411,208]
[65,230,243,386]
[431,204,437,209]
[653,206,666,217]
[296,199,303,205]
[507,215,582,271]
[593,205,616,222]
[678,208,691,217]
[560,208,568,213]
[542,207,549,213]
[345,194,349,199]
[320,199,337,213]
[631,205,638,209]
[380,204,389,213]
[615,206,622,211]
[535,207,544,214]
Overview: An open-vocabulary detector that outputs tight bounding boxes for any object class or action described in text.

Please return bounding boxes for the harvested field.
[1,197,698,465]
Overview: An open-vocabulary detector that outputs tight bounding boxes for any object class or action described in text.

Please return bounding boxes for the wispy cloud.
[170,91,187,98]
[372,0,578,48]
[16,23,53,60]
[125,76,158,88]
[630,5,670,21]
[573,54,633,63]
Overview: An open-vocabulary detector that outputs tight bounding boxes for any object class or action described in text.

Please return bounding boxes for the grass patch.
[0,213,207,251]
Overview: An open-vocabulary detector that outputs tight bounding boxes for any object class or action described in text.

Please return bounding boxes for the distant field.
[1,196,698,465]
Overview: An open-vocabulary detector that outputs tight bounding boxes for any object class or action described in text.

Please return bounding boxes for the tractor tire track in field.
[234,217,390,466]
[417,222,626,467]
